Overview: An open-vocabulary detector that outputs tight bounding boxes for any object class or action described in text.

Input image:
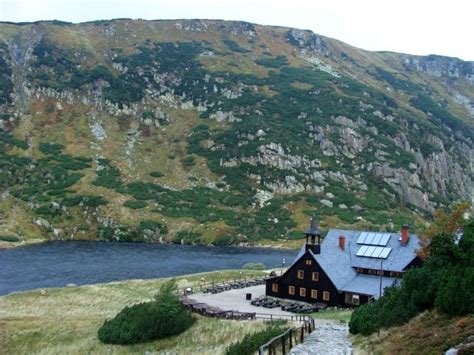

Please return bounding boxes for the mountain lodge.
[265,217,422,307]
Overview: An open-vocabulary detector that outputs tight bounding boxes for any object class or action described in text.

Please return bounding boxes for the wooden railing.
[259,317,315,355]
[255,313,313,323]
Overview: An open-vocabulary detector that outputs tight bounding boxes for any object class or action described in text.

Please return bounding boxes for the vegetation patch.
[350,214,474,336]
[98,280,196,345]
[0,235,20,242]
[225,321,289,355]
[123,200,148,209]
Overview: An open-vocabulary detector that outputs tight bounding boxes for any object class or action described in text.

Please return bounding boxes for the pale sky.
[1,0,473,60]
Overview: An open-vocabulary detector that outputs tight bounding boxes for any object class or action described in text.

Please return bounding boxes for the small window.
[377,270,383,276]
[352,295,360,305]
[300,287,306,297]
[311,289,318,299]
[272,283,278,293]
[323,291,330,301]
[297,270,304,279]
[312,272,319,281]
[289,286,295,295]
[356,267,363,273]
[368,269,376,275]
[306,259,312,265]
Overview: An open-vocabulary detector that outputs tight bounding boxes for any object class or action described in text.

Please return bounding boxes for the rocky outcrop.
[402,54,474,83]
[286,29,329,56]
[370,163,432,210]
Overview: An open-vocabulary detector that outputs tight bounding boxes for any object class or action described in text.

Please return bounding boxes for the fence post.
[289,328,293,348]
[300,327,304,343]
[282,333,286,355]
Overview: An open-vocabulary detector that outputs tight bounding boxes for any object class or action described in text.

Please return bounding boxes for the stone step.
[290,323,352,355]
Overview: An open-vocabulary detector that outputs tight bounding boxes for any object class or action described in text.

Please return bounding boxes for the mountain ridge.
[0,18,472,245]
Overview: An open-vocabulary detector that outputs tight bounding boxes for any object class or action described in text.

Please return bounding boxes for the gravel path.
[192,285,353,354]
[191,285,293,316]
[290,320,352,355]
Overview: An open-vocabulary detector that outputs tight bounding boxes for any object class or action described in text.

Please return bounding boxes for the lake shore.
[0,236,302,250]
[0,241,297,295]
[0,269,354,354]
[0,270,269,354]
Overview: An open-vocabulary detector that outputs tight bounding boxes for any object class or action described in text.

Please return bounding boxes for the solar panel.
[364,246,376,257]
[356,245,369,256]
[372,233,382,245]
[380,234,391,246]
[357,232,392,246]
[355,246,392,259]
[371,247,384,258]
[365,233,376,245]
[357,232,368,244]
[379,247,392,259]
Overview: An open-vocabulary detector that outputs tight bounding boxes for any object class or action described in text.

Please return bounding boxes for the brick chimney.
[401,225,409,245]
[339,236,345,250]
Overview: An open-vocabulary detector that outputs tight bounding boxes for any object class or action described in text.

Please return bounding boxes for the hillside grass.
[352,311,474,355]
[0,270,267,354]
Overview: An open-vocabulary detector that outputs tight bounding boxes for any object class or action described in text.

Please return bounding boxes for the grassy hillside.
[353,311,474,354]
[0,19,472,245]
[0,270,268,354]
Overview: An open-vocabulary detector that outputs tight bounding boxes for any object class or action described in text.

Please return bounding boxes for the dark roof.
[303,215,321,236]
[290,228,420,297]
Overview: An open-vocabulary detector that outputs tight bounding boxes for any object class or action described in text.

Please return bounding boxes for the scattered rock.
[321,199,333,208]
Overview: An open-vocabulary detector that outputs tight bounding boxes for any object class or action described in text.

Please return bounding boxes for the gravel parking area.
[191,285,293,316]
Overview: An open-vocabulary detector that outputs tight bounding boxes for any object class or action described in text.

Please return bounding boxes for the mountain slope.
[0,19,472,244]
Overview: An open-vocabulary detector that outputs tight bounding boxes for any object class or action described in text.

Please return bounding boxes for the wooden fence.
[259,317,315,355]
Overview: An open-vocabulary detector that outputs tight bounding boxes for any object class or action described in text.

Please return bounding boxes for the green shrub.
[181,156,195,167]
[138,220,168,235]
[123,200,147,209]
[98,280,195,344]
[255,55,288,68]
[223,39,250,53]
[0,235,20,242]
[39,142,65,155]
[225,324,289,355]
[212,235,236,246]
[150,171,164,178]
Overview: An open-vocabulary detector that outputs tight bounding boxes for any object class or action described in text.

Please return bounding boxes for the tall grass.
[0,270,267,354]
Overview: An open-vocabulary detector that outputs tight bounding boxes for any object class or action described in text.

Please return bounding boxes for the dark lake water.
[0,241,297,296]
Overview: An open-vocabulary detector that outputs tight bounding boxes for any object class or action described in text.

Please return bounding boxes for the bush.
[138,220,168,235]
[213,235,236,246]
[150,171,164,178]
[225,325,288,355]
[98,280,195,344]
[0,235,20,242]
[255,55,288,68]
[123,200,148,209]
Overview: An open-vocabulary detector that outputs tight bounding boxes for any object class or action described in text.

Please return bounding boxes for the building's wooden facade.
[265,218,421,307]
[265,249,372,307]
[265,250,340,306]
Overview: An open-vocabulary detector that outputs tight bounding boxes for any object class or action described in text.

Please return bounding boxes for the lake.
[0,241,298,295]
